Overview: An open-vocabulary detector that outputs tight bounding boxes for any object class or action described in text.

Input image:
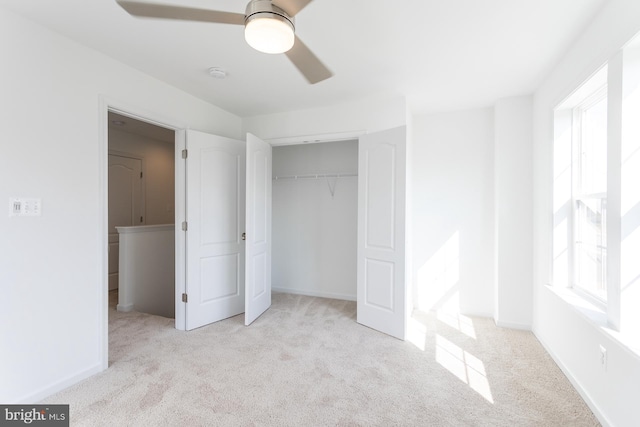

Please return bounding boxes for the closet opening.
[271,140,358,301]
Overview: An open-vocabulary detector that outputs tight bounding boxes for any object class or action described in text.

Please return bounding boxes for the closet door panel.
[185,130,245,331]
[245,133,272,325]
[357,126,407,340]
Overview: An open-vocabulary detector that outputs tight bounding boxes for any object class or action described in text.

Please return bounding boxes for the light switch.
[9,198,42,217]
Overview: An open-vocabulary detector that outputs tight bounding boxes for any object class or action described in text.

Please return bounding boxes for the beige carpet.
[43,292,599,426]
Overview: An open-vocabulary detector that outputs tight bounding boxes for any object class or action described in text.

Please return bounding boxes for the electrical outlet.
[599,345,607,370]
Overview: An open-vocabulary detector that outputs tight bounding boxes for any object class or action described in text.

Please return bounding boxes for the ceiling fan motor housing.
[245,0,295,30]
[244,0,296,54]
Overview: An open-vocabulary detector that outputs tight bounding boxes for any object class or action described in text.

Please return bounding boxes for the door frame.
[98,97,187,370]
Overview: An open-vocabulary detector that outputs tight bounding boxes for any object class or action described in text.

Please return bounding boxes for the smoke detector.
[208,67,227,79]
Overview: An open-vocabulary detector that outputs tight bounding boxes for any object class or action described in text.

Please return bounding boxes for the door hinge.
[182,149,188,159]
[182,221,188,231]
[182,293,188,303]
[140,171,143,178]
[140,216,143,223]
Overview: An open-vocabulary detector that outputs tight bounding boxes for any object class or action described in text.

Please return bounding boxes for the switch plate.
[9,198,42,217]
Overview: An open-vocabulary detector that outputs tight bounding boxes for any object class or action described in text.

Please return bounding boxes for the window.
[553,66,608,305]
[554,36,640,351]
[573,88,607,301]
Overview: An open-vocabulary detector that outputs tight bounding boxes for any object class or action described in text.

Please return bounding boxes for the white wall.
[272,141,358,300]
[494,96,533,329]
[0,8,241,403]
[243,94,408,141]
[532,1,640,425]
[411,108,495,317]
[109,128,175,225]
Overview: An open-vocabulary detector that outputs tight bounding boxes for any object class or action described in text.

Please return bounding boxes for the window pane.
[580,96,607,195]
[575,197,607,299]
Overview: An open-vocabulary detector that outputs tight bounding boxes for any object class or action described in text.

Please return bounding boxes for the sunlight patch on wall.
[621,44,640,338]
[621,149,640,216]
[435,334,494,403]
[621,155,640,336]
[621,227,640,288]
[417,231,460,311]
[407,316,428,351]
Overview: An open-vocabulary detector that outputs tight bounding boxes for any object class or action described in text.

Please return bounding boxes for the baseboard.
[16,363,104,404]
[461,310,494,319]
[272,287,356,302]
[494,319,532,331]
[116,303,133,312]
[534,332,612,427]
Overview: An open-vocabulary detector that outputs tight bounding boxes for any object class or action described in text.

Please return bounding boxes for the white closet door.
[357,126,407,339]
[245,133,272,325]
[185,130,246,331]
[108,154,143,291]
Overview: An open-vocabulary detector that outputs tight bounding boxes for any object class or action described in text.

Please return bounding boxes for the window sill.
[545,285,640,360]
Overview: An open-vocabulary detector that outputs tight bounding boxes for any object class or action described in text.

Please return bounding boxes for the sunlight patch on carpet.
[436,334,494,403]
[437,309,476,339]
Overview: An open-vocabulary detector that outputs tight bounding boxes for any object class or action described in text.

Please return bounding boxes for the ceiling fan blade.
[273,0,313,17]
[117,1,245,25]
[285,36,333,84]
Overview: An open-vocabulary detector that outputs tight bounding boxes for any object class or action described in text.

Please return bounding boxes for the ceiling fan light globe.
[244,14,295,54]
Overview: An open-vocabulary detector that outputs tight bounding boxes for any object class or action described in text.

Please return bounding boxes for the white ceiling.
[1,0,608,117]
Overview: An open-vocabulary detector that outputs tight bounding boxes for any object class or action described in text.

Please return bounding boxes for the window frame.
[570,85,608,306]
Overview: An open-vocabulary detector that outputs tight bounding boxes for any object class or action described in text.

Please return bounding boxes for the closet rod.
[273,173,358,180]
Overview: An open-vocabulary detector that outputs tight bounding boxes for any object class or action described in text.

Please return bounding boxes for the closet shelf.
[273,173,358,180]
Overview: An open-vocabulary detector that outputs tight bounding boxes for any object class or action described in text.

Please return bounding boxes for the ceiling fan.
[116,0,333,84]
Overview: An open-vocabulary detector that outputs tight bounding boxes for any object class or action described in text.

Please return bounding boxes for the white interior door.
[185,130,246,331]
[108,154,143,291]
[357,126,407,339]
[245,133,272,325]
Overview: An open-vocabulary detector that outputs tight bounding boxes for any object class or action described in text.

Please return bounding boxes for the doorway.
[271,140,358,301]
[269,127,408,340]
[106,111,176,315]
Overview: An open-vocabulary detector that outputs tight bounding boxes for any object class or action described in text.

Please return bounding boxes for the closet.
[178,125,406,338]
[272,140,358,301]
